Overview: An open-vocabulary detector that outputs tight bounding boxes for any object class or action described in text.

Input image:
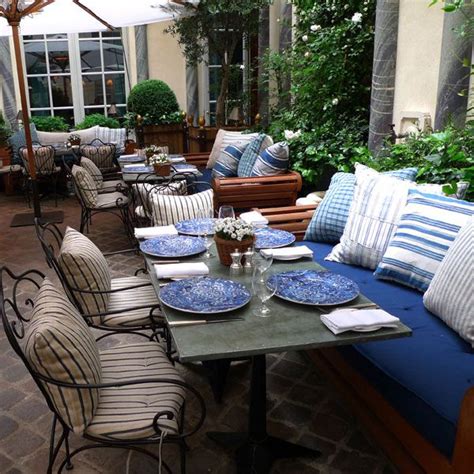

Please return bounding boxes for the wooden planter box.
[188,126,248,153]
[137,124,186,154]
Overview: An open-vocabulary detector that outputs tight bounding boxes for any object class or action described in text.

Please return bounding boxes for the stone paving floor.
[0,193,398,474]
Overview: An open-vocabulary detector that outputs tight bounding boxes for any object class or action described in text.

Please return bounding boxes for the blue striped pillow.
[212,143,247,178]
[304,167,419,243]
[251,142,289,177]
[375,190,474,292]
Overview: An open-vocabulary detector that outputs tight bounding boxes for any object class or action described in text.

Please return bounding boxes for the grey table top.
[145,247,412,363]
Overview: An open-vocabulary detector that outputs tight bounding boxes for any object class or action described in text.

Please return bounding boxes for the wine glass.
[198,208,214,259]
[218,205,235,220]
[252,272,277,317]
[252,251,273,282]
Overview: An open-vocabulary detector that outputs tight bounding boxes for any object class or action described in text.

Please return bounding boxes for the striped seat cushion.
[80,157,103,187]
[304,167,418,243]
[103,277,164,328]
[58,227,111,316]
[423,218,474,346]
[237,134,269,178]
[151,189,213,226]
[251,141,290,177]
[212,143,247,178]
[72,165,98,207]
[81,144,115,171]
[85,342,185,440]
[95,191,129,209]
[100,179,126,193]
[24,278,102,435]
[375,190,474,292]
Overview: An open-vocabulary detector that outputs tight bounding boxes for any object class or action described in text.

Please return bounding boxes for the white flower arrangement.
[351,12,362,23]
[215,218,254,242]
[332,98,339,106]
[284,129,302,141]
[302,34,309,42]
[310,24,321,32]
[149,153,169,165]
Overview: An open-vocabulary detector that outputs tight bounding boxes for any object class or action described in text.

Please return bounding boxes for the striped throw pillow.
[251,142,289,177]
[133,181,187,217]
[304,166,419,243]
[24,278,102,434]
[80,157,103,187]
[375,190,474,292]
[423,218,474,346]
[72,165,98,207]
[212,143,247,178]
[58,227,111,318]
[151,189,213,226]
[206,130,260,169]
[237,134,269,178]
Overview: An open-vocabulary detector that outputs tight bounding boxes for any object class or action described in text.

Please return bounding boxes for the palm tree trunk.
[216,63,230,128]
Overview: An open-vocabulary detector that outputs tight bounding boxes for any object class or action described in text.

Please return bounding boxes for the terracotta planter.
[153,162,171,176]
[214,234,255,266]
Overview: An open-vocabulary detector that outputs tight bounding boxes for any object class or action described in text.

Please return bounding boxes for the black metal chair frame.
[34,219,170,348]
[78,155,128,195]
[19,143,61,207]
[79,138,118,174]
[0,266,206,474]
[64,159,134,243]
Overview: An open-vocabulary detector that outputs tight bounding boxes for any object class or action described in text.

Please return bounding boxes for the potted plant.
[214,218,255,266]
[149,152,171,177]
[68,133,81,147]
[127,80,185,153]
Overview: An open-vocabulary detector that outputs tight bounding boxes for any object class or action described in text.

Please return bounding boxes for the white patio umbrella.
[0,0,190,224]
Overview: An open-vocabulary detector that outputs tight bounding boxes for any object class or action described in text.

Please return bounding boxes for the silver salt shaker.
[230,249,243,276]
[243,247,254,274]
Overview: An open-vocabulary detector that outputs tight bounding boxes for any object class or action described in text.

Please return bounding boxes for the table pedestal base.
[207,431,320,473]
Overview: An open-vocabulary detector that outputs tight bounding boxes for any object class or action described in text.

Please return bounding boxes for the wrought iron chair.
[34,220,170,349]
[0,267,205,474]
[79,138,118,174]
[79,156,127,194]
[19,144,61,207]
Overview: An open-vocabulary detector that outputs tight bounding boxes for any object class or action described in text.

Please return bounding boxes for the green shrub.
[30,115,68,132]
[127,79,180,125]
[75,113,120,130]
[0,111,11,146]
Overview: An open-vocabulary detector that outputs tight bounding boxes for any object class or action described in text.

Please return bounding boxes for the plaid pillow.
[237,134,268,177]
[304,166,419,243]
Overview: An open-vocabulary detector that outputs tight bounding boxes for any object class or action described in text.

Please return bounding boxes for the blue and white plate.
[267,270,360,306]
[122,165,154,174]
[140,235,206,258]
[171,163,198,173]
[160,277,251,314]
[175,218,217,236]
[255,228,296,249]
[118,155,145,164]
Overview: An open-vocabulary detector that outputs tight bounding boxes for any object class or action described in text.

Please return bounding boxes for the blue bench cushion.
[301,241,474,458]
[195,168,213,193]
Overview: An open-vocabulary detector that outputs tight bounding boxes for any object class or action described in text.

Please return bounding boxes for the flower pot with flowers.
[68,133,81,147]
[149,152,171,176]
[214,218,255,266]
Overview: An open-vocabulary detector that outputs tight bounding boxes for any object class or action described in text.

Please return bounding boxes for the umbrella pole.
[11,22,41,219]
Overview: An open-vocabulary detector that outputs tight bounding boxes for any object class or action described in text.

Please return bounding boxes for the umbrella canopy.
[0,0,193,221]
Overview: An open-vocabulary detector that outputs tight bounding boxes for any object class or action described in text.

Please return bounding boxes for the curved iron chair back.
[19,143,57,176]
[0,265,206,473]
[79,139,116,172]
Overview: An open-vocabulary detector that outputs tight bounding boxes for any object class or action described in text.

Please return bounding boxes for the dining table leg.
[207,354,321,473]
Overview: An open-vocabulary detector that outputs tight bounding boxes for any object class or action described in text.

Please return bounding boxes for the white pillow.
[326,164,445,269]
[423,218,474,346]
[151,189,214,226]
[206,130,260,169]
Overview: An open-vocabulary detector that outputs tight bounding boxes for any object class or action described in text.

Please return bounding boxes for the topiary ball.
[127,79,180,125]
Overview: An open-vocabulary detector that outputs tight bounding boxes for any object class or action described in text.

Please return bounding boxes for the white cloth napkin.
[261,245,313,259]
[155,262,209,279]
[120,154,141,159]
[240,211,269,226]
[123,163,148,169]
[134,225,178,239]
[321,308,400,335]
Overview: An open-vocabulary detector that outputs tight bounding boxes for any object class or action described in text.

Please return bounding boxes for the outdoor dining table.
[143,246,412,473]
[119,160,203,184]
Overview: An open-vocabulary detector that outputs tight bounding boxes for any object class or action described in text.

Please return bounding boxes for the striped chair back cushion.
[151,189,213,226]
[423,218,474,346]
[81,144,115,170]
[134,181,187,218]
[24,278,102,434]
[58,227,111,319]
[80,157,103,187]
[251,141,290,177]
[21,146,56,175]
[72,165,98,207]
[375,190,474,292]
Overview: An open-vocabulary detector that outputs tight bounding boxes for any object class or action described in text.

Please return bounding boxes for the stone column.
[186,64,199,125]
[135,25,149,83]
[434,4,473,129]
[258,5,270,123]
[368,0,399,154]
[0,37,17,126]
[278,2,292,109]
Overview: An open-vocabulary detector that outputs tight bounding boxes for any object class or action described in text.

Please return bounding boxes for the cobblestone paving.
[0,194,397,474]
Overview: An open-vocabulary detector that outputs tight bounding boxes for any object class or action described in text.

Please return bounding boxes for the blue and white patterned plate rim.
[159,277,251,314]
[118,155,145,163]
[267,270,360,306]
[254,228,296,249]
[122,165,154,173]
[175,218,217,236]
[139,235,206,257]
